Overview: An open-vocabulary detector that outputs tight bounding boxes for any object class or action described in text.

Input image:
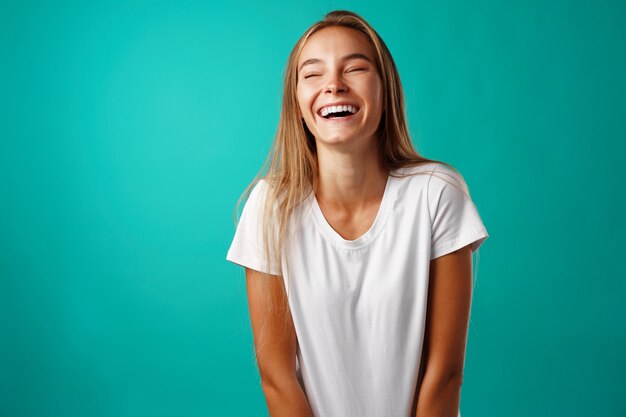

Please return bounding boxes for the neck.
[315,138,388,210]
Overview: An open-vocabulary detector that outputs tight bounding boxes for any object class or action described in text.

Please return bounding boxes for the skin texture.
[415,244,473,417]
[245,24,473,417]
[245,268,313,417]
[296,26,388,235]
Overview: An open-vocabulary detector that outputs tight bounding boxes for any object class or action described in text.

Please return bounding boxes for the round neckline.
[310,172,396,250]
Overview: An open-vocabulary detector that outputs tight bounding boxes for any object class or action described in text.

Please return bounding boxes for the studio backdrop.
[1,1,625,416]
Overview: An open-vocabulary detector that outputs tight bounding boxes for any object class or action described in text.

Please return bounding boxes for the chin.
[317,133,356,145]
[316,128,380,148]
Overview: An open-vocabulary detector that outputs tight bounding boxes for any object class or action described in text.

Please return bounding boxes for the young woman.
[227,10,489,417]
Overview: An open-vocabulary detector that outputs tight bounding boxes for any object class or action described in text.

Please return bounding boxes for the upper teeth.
[320,105,358,117]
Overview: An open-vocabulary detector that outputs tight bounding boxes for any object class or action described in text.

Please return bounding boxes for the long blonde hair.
[234,10,464,346]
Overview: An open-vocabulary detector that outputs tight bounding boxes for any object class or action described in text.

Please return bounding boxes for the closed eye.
[303,73,321,79]
[348,67,366,73]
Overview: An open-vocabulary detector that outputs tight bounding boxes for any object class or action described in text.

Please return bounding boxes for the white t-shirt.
[226,162,489,417]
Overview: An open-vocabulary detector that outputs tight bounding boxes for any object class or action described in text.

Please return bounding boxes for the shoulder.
[243,177,285,223]
[246,178,274,208]
[392,161,440,177]
[236,178,272,225]
[392,162,468,193]
[250,178,270,198]
[425,163,470,197]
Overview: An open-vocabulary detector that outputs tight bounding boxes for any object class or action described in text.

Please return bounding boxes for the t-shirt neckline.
[310,171,396,250]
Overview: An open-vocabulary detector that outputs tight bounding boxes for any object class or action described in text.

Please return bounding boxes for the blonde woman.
[226,10,489,417]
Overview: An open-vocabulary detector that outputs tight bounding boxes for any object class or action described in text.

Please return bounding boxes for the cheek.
[371,80,384,114]
[298,94,317,121]
[360,76,383,107]
[296,88,309,116]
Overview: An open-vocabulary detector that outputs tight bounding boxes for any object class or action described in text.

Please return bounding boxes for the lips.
[316,112,358,124]
[315,105,361,127]
[316,103,361,118]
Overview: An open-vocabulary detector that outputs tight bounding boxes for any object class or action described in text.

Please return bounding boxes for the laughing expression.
[296,26,383,150]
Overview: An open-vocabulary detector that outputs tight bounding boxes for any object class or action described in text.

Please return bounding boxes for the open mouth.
[324,111,352,119]
[318,104,360,120]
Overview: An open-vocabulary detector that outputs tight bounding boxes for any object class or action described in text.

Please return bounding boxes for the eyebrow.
[298,53,373,72]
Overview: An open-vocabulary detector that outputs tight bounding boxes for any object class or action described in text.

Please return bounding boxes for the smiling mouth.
[324,111,352,119]
[318,105,360,120]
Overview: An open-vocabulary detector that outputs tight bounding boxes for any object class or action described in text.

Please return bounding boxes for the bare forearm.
[414,373,462,417]
[262,378,313,417]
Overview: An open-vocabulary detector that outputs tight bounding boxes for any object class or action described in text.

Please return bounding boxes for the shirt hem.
[430,227,489,260]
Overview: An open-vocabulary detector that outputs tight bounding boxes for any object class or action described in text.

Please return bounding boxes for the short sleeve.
[428,164,489,260]
[226,180,281,275]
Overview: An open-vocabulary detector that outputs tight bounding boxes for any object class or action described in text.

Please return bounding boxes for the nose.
[325,73,348,94]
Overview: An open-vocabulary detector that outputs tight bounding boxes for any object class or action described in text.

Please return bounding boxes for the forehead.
[298,26,375,64]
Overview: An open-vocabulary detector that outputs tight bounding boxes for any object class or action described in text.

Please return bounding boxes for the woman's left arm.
[414,244,473,417]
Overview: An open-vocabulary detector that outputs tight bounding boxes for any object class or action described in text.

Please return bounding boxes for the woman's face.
[296,26,383,150]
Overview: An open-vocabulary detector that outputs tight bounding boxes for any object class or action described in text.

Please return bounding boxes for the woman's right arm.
[245,267,313,417]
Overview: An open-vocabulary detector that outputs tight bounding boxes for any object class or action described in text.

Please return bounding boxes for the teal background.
[1,0,625,416]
